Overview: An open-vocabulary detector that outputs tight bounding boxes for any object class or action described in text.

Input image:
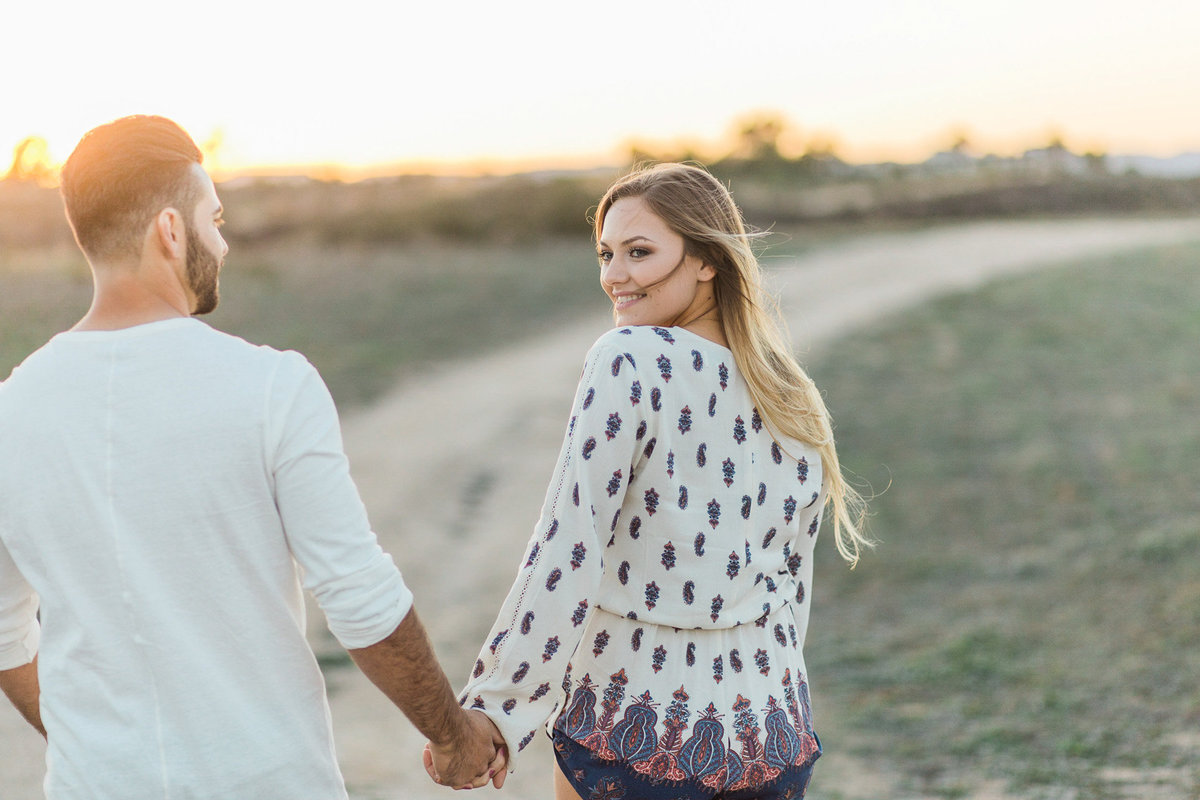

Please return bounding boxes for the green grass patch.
[0,254,93,376]
[805,241,1200,797]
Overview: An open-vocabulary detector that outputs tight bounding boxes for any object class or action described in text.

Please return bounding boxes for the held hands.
[423,709,508,790]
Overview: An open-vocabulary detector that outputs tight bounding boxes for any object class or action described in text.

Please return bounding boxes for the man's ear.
[153,207,185,259]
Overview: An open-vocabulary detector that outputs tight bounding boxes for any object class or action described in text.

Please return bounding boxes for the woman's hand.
[423,709,508,790]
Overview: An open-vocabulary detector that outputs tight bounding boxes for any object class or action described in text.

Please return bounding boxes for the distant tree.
[731,114,787,162]
[948,131,972,155]
[1044,132,1069,153]
[802,135,842,162]
[625,142,706,168]
[627,144,661,166]
[5,136,55,184]
[200,128,225,175]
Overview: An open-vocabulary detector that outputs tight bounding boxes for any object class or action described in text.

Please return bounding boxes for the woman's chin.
[614,312,665,328]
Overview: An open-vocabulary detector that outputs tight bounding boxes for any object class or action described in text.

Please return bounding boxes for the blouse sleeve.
[459,336,645,769]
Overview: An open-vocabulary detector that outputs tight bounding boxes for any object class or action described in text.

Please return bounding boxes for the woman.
[452,163,869,798]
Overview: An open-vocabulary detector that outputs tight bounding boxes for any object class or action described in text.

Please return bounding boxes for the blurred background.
[2,1,1199,798]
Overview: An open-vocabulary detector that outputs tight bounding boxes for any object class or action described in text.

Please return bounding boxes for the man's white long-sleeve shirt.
[0,318,412,799]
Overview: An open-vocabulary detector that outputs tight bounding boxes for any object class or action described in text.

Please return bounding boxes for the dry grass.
[805,242,1200,799]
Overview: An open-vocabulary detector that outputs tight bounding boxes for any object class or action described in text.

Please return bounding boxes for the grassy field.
[5,226,1196,800]
[804,242,1200,799]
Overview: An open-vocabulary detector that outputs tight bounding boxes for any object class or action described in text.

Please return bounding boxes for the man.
[0,115,503,797]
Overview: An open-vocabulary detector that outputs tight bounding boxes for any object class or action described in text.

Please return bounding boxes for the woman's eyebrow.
[599,235,655,248]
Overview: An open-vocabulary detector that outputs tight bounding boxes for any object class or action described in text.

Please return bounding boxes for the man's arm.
[347,609,504,789]
[0,656,45,738]
[266,362,503,785]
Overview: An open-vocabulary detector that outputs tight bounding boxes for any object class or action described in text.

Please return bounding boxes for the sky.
[3,0,1198,177]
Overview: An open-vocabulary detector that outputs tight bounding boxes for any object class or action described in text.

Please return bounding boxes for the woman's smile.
[612,292,645,310]
[597,197,715,329]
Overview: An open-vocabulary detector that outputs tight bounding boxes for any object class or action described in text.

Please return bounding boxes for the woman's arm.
[459,337,646,770]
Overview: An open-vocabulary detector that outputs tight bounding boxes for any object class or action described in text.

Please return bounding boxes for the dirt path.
[3,218,1199,799]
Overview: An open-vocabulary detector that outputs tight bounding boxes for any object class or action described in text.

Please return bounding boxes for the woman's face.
[597,196,716,328]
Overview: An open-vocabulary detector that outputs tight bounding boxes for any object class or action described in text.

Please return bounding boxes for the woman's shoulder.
[583,327,740,392]
[586,325,700,360]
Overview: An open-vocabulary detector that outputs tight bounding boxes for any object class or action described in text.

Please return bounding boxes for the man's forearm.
[0,656,45,738]
[346,608,466,747]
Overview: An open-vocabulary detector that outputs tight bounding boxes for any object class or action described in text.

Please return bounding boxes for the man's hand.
[347,610,506,788]
[423,710,508,790]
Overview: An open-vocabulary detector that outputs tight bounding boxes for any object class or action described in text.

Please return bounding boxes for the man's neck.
[72,305,189,332]
[72,265,192,332]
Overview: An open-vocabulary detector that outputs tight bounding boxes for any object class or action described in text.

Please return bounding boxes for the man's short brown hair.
[60,115,204,260]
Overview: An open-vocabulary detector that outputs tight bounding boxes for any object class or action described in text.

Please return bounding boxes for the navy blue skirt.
[553,728,818,799]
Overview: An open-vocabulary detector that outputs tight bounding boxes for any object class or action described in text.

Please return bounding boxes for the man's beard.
[185,226,222,315]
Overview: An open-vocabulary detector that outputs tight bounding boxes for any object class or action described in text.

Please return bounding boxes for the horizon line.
[8,141,1200,188]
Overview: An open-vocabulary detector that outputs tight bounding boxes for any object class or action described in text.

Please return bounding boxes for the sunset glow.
[4,0,1198,178]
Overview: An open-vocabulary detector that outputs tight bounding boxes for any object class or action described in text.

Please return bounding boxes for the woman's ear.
[697,261,718,282]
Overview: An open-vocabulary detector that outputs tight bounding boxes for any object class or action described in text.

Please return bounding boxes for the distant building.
[1105,153,1200,178]
[923,148,978,174]
[1020,144,1089,177]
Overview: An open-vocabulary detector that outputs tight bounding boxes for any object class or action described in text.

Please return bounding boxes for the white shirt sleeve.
[459,337,645,767]
[0,538,39,670]
[267,354,413,650]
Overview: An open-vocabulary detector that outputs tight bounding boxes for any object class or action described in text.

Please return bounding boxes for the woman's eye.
[598,251,613,264]
[630,248,649,258]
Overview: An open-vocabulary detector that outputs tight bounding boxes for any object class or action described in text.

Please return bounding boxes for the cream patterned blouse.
[462,325,824,792]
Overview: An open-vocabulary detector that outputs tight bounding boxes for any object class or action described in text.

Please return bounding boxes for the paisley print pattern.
[657,355,673,382]
[554,662,825,796]
[461,326,826,795]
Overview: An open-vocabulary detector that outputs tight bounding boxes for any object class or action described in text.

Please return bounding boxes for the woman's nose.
[601,258,627,288]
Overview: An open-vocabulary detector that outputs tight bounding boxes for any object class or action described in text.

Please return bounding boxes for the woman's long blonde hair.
[594,162,872,565]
